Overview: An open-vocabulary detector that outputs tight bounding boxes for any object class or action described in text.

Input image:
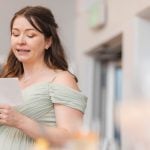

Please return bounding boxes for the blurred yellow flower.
[33,138,50,150]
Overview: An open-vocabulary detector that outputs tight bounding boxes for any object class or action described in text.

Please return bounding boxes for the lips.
[16,49,31,52]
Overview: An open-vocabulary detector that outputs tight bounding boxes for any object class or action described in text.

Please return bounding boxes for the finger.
[0,109,8,114]
[0,104,11,109]
[0,114,6,119]
[0,118,6,124]
[0,109,4,114]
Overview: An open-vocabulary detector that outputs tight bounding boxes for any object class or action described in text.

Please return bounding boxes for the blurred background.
[1,0,150,149]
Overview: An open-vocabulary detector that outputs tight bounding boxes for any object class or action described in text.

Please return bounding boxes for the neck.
[23,64,47,76]
[22,61,48,79]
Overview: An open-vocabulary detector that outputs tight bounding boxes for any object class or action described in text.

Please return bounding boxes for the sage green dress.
[0,82,87,150]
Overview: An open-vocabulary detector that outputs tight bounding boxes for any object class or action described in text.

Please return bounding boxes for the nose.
[17,35,26,44]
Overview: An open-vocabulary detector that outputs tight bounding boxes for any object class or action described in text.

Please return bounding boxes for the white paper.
[0,78,23,106]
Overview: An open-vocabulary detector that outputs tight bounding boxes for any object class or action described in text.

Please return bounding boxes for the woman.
[0,6,87,149]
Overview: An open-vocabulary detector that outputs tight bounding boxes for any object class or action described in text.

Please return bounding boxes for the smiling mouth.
[17,49,31,52]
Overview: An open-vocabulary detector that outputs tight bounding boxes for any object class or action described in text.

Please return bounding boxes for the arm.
[0,106,70,145]
[0,71,84,146]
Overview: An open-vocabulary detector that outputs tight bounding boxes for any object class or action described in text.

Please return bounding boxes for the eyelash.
[27,35,34,38]
[12,33,19,37]
[11,33,35,38]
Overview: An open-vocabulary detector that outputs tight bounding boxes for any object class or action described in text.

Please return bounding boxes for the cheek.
[32,40,46,51]
[10,38,16,49]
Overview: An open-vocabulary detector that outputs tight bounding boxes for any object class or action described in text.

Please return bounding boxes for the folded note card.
[0,78,23,106]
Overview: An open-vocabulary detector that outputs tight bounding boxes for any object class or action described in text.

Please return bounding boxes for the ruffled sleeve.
[49,83,87,113]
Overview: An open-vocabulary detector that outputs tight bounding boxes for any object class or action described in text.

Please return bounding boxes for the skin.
[0,16,83,146]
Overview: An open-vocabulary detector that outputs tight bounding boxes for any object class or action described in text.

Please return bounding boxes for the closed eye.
[27,35,35,38]
[11,33,19,37]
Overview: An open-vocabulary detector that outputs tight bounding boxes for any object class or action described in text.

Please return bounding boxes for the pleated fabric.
[0,82,87,150]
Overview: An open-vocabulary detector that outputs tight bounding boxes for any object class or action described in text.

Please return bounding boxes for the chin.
[16,57,30,63]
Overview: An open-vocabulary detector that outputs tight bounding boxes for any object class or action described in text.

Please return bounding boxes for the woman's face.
[11,16,51,64]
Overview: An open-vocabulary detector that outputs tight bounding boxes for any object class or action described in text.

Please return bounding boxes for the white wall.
[76,0,150,52]
[0,0,76,63]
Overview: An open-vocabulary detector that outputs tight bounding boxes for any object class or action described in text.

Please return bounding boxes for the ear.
[45,37,52,49]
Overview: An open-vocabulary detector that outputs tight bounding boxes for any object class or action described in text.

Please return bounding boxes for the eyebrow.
[12,28,36,31]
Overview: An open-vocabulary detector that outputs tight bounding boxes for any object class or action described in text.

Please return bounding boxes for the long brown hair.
[1,6,68,77]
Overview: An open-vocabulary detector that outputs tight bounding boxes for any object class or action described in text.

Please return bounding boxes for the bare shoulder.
[53,70,80,91]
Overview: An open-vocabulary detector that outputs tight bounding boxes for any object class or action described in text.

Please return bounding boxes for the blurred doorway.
[90,35,122,147]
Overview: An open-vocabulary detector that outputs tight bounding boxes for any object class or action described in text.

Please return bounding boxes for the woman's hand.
[0,104,24,128]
